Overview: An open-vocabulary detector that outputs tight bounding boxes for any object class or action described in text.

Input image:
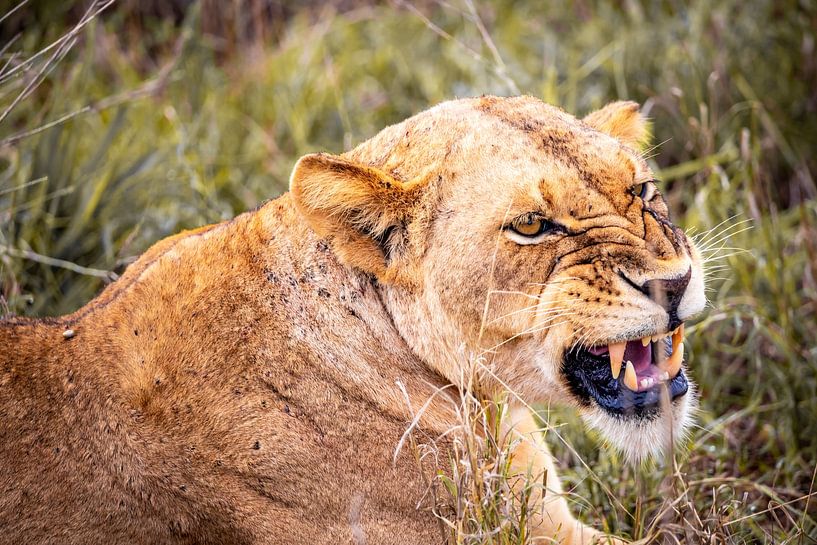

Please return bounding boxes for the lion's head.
[290,96,705,461]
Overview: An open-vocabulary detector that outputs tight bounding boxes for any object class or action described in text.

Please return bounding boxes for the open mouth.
[562,325,688,417]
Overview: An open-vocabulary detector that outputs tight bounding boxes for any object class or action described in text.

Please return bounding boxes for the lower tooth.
[623,361,638,391]
[667,342,684,377]
[640,377,654,389]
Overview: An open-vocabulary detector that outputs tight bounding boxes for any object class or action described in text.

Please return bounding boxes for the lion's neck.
[379,283,488,396]
[257,195,459,429]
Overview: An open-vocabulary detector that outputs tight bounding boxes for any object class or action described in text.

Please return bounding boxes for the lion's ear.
[583,101,650,150]
[289,152,421,281]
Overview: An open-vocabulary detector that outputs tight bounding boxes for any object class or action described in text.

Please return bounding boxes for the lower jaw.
[562,347,688,418]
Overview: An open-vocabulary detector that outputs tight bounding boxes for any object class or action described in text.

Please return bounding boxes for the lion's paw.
[585,531,628,545]
[568,526,628,545]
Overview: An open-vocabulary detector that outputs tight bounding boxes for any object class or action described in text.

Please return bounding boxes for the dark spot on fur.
[252,441,261,450]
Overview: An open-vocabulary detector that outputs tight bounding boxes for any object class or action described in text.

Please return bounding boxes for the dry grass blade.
[0,0,29,27]
[0,244,117,280]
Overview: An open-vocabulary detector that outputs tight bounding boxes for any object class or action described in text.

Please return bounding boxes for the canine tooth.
[672,323,685,350]
[623,361,638,391]
[667,342,684,377]
[609,341,625,379]
[641,337,650,347]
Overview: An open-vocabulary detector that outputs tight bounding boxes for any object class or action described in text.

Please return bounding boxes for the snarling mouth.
[562,325,688,417]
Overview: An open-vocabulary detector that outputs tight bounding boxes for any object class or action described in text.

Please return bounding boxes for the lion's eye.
[510,214,553,237]
[505,213,561,245]
[631,181,656,201]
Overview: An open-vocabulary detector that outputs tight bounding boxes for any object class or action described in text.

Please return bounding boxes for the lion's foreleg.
[504,406,626,545]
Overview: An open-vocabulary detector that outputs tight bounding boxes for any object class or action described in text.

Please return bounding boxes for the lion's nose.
[643,268,692,330]
[620,267,692,330]
[644,268,691,313]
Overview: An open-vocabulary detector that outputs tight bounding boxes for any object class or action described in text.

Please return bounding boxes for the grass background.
[1,0,816,542]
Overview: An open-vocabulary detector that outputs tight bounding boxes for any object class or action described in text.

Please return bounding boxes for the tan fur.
[1,96,705,544]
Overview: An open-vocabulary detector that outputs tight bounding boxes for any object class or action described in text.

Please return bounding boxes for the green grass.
[1,0,816,542]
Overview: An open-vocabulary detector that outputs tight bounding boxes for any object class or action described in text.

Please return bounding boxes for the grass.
[1,0,816,542]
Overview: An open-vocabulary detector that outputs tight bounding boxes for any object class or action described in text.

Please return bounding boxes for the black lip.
[562,341,688,418]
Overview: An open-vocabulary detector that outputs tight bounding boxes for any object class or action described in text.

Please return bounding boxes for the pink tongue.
[624,340,652,373]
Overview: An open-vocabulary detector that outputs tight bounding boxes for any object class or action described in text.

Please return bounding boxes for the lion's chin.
[580,380,696,463]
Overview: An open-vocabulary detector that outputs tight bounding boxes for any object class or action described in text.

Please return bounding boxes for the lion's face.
[291,96,706,461]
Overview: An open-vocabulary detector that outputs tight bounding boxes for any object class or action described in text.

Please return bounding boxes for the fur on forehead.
[342,96,650,179]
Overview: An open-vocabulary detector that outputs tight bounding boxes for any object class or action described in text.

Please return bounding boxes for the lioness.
[0,96,704,544]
